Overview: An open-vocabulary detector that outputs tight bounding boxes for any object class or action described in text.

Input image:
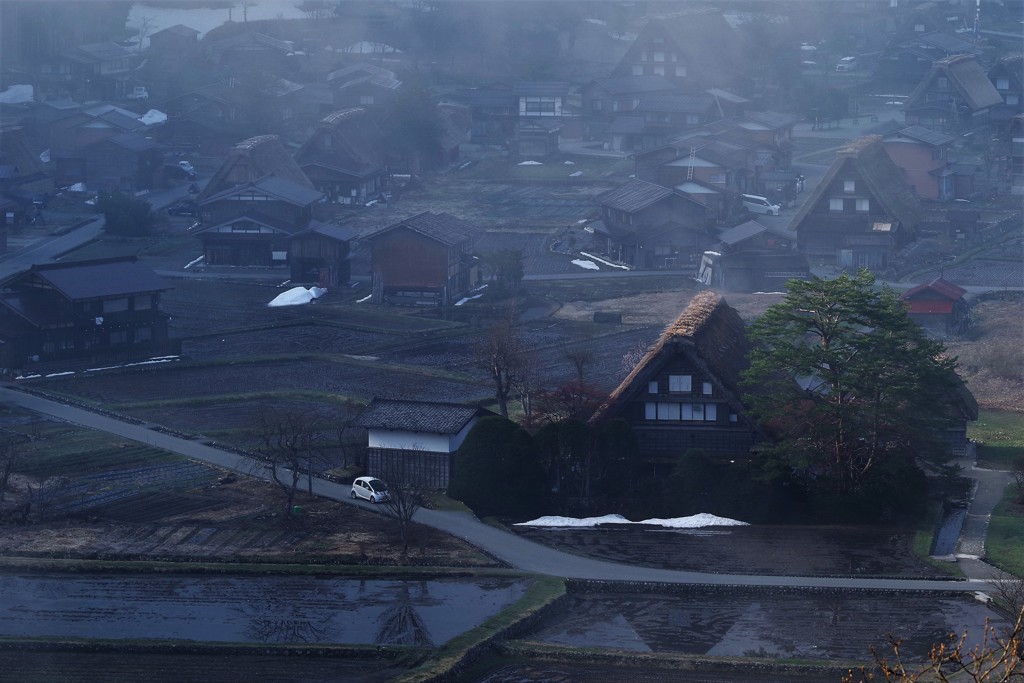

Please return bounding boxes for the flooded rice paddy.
[0,574,529,647]
[529,588,1003,660]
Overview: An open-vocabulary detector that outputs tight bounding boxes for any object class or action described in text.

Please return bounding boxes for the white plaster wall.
[368,429,449,453]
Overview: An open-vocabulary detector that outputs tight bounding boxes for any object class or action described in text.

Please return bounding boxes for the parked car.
[835,56,858,72]
[741,194,781,216]
[351,476,390,503]
[178,160,195,175]
[166,201,199,217]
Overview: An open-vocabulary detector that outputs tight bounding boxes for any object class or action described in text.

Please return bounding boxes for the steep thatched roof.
[590,291,751,423]
[906,55,1003,113]
[197,135,313,203]
[790,135,921,234]
[294,108,387,177]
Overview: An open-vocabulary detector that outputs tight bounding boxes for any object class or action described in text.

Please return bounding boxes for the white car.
[178,160,195,175]
[741,194,781,216]
[350,476,390,504]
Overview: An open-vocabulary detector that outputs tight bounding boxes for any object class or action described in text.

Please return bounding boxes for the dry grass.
[947,297,1024,413]
[553,288,785,326]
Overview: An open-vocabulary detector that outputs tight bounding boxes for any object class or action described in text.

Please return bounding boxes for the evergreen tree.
[743,270,963,497]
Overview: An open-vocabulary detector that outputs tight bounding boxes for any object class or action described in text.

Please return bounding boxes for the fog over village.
[0,0,1022,680]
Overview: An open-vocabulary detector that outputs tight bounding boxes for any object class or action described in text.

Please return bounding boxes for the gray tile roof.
[597,178,677,213]
[372,211,481,247]
[27,257,169,301]
[355,399,490,434]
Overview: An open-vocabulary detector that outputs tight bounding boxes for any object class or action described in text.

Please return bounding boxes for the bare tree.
[250,409,328,516]
[843,606,1024,682]
[511,353,543,429]
[474,311,526,418]
[561,339,595,382]
[0,433,20,518]
[377,455,427,559]
[619,338,652,382]
[991,570,1024,620]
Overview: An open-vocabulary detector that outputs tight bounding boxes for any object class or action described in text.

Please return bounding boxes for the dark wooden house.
[356,398,496,490]
[904,55,1003,132]
[289,223,356,287]
[696,220,809,293]
[592,179,712,269]
[590,291,762,462]
[367,212,481,306]
[81,132,164,194]
[791,135,920,270]
[325,62,402,111]
[0,257,173,371]
[900,276,970,339]
[294,109,388,206]
[611,9,739,90]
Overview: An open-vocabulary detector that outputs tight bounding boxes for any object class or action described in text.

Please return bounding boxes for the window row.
[829,197,870,212]
[648,374,713,395]
[644,401,718,421]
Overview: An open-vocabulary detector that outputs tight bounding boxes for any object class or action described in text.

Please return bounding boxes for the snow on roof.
[138,109,167,126]
[267,286,326,307]
[0,85,33,104]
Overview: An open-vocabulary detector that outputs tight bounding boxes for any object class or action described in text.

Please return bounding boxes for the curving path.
[0,385,997,593]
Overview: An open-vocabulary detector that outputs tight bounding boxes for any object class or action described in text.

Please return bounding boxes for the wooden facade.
[591,291,761,461]
[289,224,355,287]
[368,212,481,306]
[0,257,174,371]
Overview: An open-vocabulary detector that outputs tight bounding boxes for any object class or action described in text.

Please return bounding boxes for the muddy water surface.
[0,574,529,646]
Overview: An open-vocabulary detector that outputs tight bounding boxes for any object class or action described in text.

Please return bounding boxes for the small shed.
[900,277,970,338]
[355,399,496,490]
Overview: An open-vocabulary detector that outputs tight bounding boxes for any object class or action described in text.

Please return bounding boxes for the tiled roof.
[590,76,678,96]
[597,178,677,213]
[371,211,481,247]
[718,220,767,246]
[907,55,1003,112]
[355,398,490,434]
[901,277,967,302]
[24,257,168,301]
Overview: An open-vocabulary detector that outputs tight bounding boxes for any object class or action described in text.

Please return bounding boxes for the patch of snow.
[518,160,543,166]
[517,514,631,527]
[569,171,584,177]
[0,84,33,104]
[45,371,75,378]
[516,513,748,528]
[356,293,372,303]
[39,149,50,163]
[585,18,607,26]
[455,292,486,305]
[580,251,630,270]
[138,109,167,126]
[184,255,204,269]
[571,259,599,270]
[15,374,42,380]
[564,160,576,165]
[69,183,87,192]
[343,354,378,361]
[267,286,325,307]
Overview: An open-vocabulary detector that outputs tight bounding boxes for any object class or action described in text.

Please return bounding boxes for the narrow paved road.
[0,385,997,593]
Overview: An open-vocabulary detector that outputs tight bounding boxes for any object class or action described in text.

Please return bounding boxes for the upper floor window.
[914,23,925,32]
[653,65,665,76]
[996,78,1010,91]
[856,198,870,212]
[1007,94,1019,105]
[829,198,844,212]
[669,374,692,392]
[632,65,644,76]
[360,95,374,105]
[648,381,658,394]
[844,180,856,193]
[102,298,129,313]
[653,51,666,62]
[675,65,687,77]
[702,382,713,395]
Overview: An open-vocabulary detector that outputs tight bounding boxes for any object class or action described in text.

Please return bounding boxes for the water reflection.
[0,574,529,646]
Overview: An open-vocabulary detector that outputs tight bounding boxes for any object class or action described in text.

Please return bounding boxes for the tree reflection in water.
[240,596,333,644]
[375,581,433,647]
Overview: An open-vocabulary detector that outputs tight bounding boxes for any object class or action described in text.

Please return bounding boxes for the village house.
[590,291,762,464]
[325,62,402,112]
[900,276,971,339]
[449,85,517,145]
[988,54,1024,135]
[610,8,739,91]
[792,135,921,271]
[591,178,712,269]
[193,135,323,267]
[1002,114,1024,196]
[153,84,247,157]
[48,103,160,189]
[201,30,298,77]
[288,222,355,288]
[356,398,496,490]
[696,219,809,292]
[873,31,980,85]
[878,124,957,201]
[294,108,389,206]
[80,132,164,195]
[904,55,1003,132]
[0,125,50,237]
[366,211,481,306]
[578,76,679,141]
[0,256,174,371]
[35,42,138,102]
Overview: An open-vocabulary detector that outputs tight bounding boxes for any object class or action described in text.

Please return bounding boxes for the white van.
[835,56,858,72]
[741,194,781,216]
